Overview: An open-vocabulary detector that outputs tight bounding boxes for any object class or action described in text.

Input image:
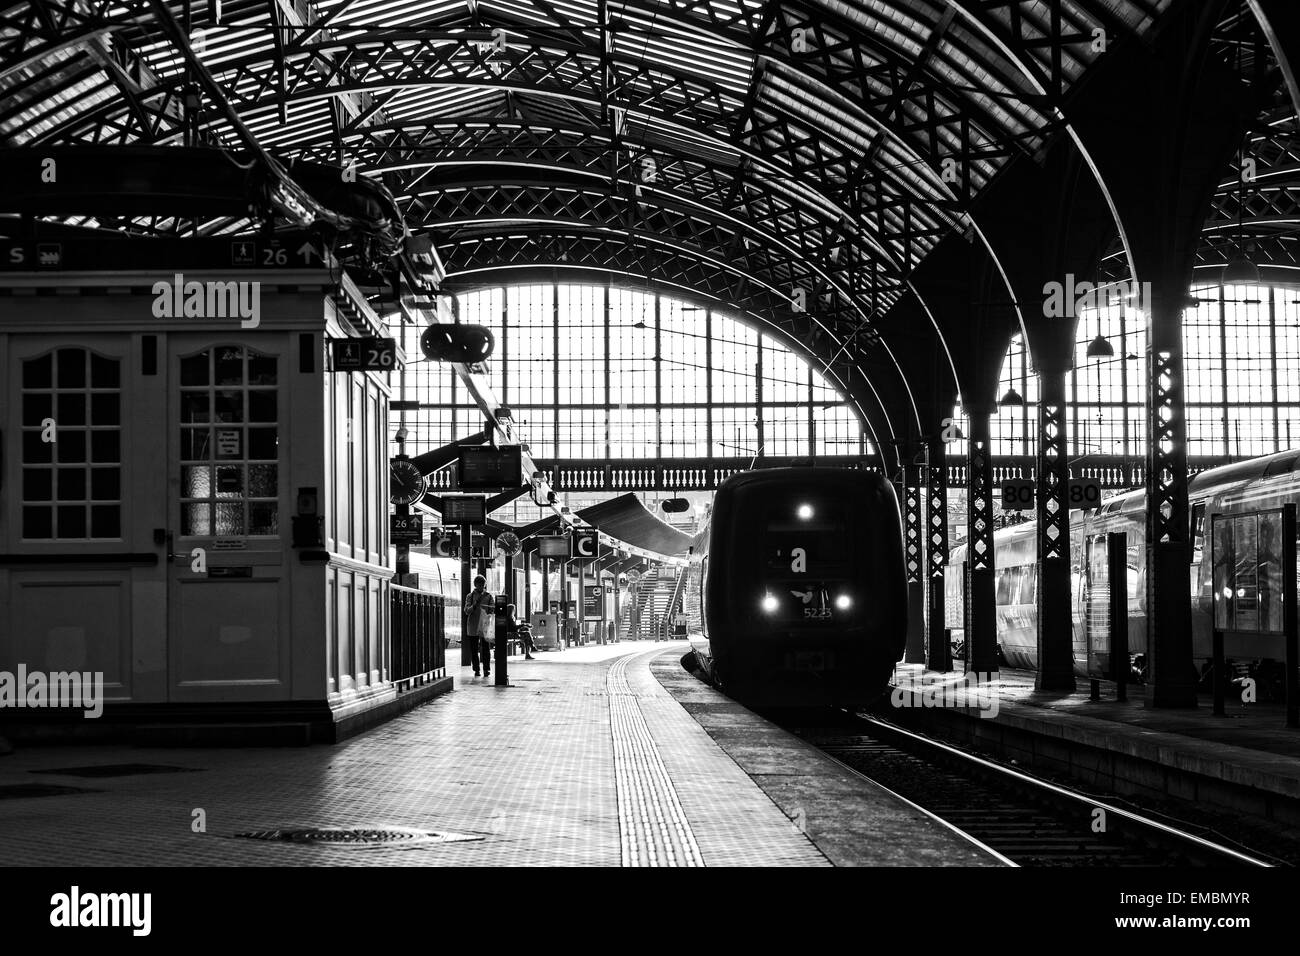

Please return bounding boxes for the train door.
[166,340,291,702]
[1083,534,1112,677]
[1189,501,1213,653]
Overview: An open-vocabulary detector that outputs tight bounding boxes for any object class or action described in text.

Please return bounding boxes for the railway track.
[789,713,1278,868]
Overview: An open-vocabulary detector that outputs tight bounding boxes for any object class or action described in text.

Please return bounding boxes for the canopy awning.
[576,494,694,558]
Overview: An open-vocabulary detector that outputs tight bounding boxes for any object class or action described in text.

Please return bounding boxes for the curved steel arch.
[23,11,1104,413]
[289,118,907,270]
[44,29,984,276]
[0,0,1191,450]
[942,0,1137,349]
[411,176,872,326]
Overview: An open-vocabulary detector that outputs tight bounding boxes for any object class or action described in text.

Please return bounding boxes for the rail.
[390,585,447,686]
[795,713,1275,867]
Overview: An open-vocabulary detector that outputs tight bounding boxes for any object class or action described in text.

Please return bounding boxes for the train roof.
[1188,450,1300,493]
[1084,450,1300,517]
[949,450,1300,564]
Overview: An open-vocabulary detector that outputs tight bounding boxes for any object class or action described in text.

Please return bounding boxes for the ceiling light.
[1222,256,1260,284]
[1085,334,1114,359]
[999,387,1025,407]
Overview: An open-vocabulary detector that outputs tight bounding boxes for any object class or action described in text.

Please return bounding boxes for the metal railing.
[662,567,687,641]
[391,585,447,685]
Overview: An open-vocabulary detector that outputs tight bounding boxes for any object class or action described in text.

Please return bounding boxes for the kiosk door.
[166,340,291,701]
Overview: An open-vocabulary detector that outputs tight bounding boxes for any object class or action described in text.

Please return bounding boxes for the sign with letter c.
[573,531,598,560]
[433,532,461,558]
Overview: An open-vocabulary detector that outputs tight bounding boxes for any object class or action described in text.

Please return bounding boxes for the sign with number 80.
[1002,477,1102,512]
[1067,477,1101,507]
[1001,479,1035,511]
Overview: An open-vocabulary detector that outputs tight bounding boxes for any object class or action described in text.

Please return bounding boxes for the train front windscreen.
[753,496,860,626]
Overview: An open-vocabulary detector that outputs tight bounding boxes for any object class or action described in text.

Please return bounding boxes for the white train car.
[947,449,1300,685]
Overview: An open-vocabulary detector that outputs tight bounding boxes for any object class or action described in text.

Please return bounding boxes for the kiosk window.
[179,346,279,536]
[21,348,122,539]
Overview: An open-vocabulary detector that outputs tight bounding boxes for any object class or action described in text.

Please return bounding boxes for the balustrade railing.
[391,586,447,686]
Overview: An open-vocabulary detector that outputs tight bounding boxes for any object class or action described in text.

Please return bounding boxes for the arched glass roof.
[5,0,1297,455]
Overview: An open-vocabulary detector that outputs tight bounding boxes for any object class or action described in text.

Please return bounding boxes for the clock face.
[390,458,427,505]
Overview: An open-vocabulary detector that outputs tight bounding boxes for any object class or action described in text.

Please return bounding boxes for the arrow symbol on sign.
[297,242,315,264]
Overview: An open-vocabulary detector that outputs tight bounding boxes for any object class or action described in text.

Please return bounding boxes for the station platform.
[885,663,1300,828]
[0,644,998,867]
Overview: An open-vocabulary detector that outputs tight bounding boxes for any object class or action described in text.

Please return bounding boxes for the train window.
[1014,567,1031,604]
[762,500,850,568]
[1190,503,1205,558]
[995,568,1013,604]
[944,574,964,629]
[1021,567,1037,604]
[1088,537,1107,578]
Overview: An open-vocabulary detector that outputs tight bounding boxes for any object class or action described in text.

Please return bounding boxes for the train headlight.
[797,503,814,520]
[835,594,851,610]
[761,594,779,613]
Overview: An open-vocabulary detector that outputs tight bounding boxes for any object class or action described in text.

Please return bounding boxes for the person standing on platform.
[499,603,536,660]
[464,575,495,678]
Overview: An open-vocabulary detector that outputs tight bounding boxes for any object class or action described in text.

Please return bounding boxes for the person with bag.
[464,575,496,678]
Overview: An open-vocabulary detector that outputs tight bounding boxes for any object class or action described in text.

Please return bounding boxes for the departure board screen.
[443,495,487,524]
[538,535,571,558]
[458,445,523,490]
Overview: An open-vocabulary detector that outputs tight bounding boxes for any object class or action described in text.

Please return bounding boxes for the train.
[685,467,908,707]
[946,449,1300,691]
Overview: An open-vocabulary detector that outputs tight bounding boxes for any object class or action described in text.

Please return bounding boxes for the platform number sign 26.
[331,337,397,372]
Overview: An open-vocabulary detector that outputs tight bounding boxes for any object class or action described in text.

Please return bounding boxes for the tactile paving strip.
[608,653,704,867]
